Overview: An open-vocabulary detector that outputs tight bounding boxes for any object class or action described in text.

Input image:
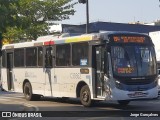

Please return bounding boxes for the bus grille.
[121,79,154,85]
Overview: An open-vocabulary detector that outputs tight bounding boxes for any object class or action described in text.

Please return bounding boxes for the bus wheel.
[24,82,33,101]
[80,85,92,107]
[118,100,130,106]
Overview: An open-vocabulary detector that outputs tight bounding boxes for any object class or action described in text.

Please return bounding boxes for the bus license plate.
[128,91,148,98]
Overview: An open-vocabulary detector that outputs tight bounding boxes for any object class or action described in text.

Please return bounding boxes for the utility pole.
[78,0,89,33]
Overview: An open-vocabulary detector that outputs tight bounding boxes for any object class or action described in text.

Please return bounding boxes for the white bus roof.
[2,33,99,49]
[2,31,149,50]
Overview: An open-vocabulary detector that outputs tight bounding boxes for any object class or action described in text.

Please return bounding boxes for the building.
[61,21,160,34]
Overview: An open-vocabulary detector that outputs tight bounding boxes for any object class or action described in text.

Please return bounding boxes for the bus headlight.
[115,80,124,90]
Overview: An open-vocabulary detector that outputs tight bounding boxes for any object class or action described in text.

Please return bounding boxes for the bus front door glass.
[93,46,105,97]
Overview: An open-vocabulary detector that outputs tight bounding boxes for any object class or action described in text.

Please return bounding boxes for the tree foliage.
[0,0,18,33]
[0,0,76,42]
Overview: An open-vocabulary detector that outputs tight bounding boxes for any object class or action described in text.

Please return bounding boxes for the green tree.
[0,0,18,33]
[1,0,76,42]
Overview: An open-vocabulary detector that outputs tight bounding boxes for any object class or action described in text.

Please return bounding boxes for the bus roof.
[2,31,149,50]
[2,33,98,49]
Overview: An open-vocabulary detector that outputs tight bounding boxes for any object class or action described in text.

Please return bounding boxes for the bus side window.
[14,49,24,67]
[45,47,53,68]
[38,47,43,67]
[56,44,70,66]
[72,43,88,66]
[26,47,37,67]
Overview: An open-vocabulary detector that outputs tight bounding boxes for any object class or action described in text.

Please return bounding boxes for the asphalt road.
[0,91,160,120]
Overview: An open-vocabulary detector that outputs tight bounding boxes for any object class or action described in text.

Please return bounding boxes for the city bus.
[0,31,158,107]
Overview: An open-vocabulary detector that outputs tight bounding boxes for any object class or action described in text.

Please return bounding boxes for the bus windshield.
[111,45,157,77]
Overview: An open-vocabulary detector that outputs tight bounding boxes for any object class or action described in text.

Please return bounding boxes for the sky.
[61,0,160,24]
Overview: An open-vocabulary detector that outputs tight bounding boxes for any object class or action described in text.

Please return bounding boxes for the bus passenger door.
[93,46,105,97]
[44,46,55,96]
[6,52,14,91]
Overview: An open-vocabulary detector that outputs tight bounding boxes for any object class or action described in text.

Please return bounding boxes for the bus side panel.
[13,68,45,95]
[53,68,92,98]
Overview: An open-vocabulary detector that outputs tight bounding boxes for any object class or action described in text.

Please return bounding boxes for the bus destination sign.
[112,36,148,44]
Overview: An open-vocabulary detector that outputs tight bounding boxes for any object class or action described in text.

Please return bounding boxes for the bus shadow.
[40,97,143,110]
[41,97,81,105]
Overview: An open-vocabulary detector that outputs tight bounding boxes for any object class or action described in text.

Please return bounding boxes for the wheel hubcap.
[82,91,89,102]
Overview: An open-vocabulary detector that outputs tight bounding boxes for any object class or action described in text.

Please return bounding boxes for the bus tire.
[24,82,34,101]
[80,85,92,107]
[1,88,6,92]
[118,100,130,106]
